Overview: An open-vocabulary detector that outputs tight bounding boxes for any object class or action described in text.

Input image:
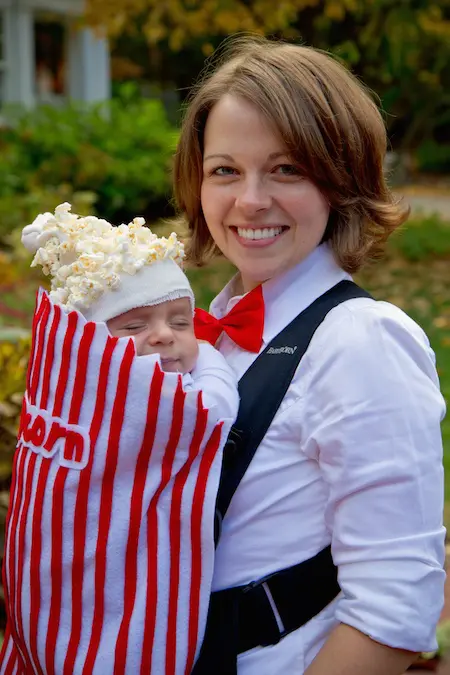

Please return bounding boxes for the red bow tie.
[194,285,264,353]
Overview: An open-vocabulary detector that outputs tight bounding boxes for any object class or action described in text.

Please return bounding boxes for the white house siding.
[0,10,5,101]
[0,0,110,106]
[67,25,111,102]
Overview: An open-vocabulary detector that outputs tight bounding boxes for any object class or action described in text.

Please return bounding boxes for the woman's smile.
[230,225,289,246]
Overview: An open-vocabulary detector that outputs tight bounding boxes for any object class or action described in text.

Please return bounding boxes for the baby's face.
[107,297,198,373]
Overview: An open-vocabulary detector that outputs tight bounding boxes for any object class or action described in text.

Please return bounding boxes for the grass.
[2,214,450,502]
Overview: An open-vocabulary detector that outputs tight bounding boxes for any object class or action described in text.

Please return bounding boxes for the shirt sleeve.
[301,299,446,653]
[188,343,240,422]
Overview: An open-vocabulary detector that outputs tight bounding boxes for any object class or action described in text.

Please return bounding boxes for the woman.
[174,37,446,674]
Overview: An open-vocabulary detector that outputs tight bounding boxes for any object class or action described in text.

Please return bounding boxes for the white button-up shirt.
[209,244,446,674]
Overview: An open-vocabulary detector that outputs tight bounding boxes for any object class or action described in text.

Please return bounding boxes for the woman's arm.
[301,299,446,659]
[305,623,417,675]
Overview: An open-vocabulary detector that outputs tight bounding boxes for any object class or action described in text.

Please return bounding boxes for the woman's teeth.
[236,227,284,240]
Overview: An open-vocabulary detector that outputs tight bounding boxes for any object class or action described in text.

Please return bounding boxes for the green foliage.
[85,0,450,153]
[420,620,450,659]
[0,90,178,243]
[0,336,30,481]
[0,243,35,485]
[0,185,96,245]
[186,259,235,310]
[0,237,44,329]
[314,2,450,150]
[435,620,450,656]
[416,141,450,174]
[390,215,450,261]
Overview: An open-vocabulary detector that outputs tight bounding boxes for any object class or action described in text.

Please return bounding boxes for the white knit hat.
[22,203,194,323]
[82,258,194,322]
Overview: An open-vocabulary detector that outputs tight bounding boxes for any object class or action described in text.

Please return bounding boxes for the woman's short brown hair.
[173,36,409,274]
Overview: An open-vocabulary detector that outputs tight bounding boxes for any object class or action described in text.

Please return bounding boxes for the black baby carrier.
[193,280,372,674]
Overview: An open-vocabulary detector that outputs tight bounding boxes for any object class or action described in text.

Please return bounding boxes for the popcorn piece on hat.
[21,211,59,253]
[24,203,194,322]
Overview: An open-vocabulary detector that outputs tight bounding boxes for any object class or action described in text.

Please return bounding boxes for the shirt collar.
[209,274,241,319]
[210,244,352,346]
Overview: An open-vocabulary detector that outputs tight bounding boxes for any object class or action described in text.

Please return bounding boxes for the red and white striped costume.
[1,289,235,675]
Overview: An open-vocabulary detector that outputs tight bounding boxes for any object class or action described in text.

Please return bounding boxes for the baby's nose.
[148,323,174,345]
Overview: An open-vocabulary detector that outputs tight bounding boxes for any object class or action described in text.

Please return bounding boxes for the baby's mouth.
[160,357,181,372]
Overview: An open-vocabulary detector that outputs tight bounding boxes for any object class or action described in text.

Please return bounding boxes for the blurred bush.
[84,0,450,163]
[0,234,34,485]
[0,88,178,243]
[0,186,96,247]
[0,331,30,635]
[416,141,450,174]
[390,213,450,261]
[0,335,30,483]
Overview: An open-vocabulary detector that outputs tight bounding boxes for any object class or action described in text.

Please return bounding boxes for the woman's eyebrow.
[203,151,288,162]
[203,153,234,162]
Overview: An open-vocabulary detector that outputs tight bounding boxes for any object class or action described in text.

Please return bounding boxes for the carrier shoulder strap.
[215,280,372,534]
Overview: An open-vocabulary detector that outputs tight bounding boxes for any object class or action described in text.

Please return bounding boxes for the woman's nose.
[235,178,272,215]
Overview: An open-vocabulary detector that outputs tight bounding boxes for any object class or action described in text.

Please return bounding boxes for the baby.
[21,202,238,414]
[0,204,238,675]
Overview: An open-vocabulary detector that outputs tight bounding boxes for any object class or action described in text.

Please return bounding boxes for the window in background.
[34,14,66,102]
[0,11,5,105]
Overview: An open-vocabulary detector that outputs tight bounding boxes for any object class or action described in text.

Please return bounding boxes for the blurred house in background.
[0,0,110,106]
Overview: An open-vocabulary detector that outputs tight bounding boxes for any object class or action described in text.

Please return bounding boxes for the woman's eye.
[212,166,236,176]
[274,164,301,176]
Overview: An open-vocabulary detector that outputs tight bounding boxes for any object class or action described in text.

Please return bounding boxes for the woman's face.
[201,95,330,292]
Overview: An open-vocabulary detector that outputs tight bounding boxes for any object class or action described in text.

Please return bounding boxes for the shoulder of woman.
[308,296,437,377]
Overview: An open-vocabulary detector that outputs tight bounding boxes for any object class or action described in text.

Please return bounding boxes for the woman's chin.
[230,247,293,290]
[238,262,283,291]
